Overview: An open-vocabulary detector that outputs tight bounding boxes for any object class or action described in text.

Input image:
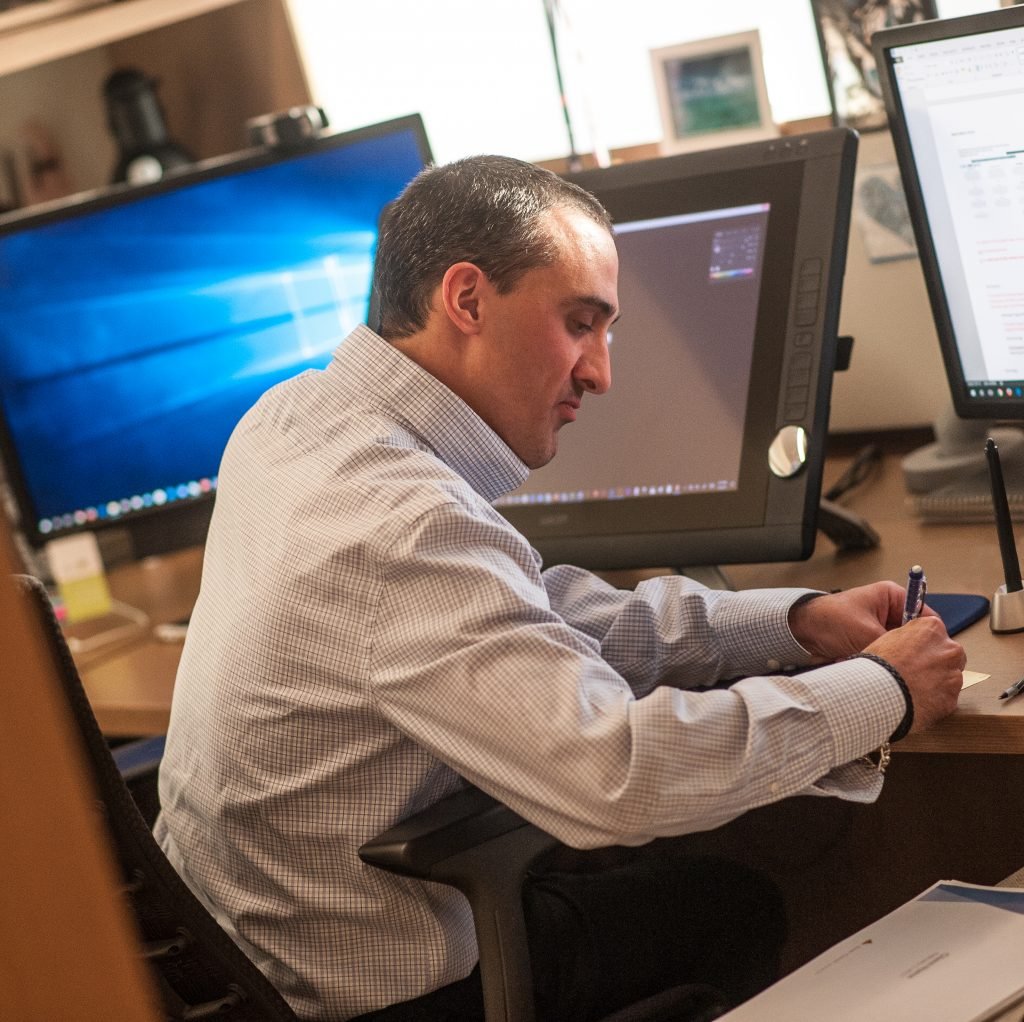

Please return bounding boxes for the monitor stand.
[817,499,880,551]
[902,404,1024,495]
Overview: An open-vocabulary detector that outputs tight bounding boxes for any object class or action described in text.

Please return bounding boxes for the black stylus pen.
[986,438,1023,593]
[1000,677,1024,701]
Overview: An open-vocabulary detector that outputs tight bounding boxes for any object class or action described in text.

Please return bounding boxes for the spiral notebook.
[908,471,1024,524]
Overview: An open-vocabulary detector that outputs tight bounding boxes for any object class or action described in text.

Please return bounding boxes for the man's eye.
[573,320,593,333]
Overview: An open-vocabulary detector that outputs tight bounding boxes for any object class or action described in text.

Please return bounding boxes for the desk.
[76,440,1024,972]
[78,545,202,737]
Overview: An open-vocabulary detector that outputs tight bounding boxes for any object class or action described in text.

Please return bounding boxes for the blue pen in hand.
[902,564,927,623]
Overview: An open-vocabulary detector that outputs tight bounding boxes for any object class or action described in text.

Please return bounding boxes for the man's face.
[471,208,619,469]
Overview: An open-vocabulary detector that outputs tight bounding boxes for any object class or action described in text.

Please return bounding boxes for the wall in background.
[288,0,1001,165]
[829,131,951,431]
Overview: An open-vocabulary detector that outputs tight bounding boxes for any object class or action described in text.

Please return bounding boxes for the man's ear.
[440,262,489,336]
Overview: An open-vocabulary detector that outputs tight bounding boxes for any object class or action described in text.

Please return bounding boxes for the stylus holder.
[990,584,1024,634]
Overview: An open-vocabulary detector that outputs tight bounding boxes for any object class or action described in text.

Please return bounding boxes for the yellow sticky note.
[57,574,114,624]
[45,533,113,624]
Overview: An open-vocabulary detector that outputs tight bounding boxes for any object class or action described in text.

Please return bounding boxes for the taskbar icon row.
[38,476,217,537]
[497,478,737,507]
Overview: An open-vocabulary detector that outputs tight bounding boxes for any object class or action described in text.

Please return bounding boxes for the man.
[156,155,964,1021]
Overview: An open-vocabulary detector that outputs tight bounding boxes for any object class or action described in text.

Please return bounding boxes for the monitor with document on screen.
[874,5,1024,426]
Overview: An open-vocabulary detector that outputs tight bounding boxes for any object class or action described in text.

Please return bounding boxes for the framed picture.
[810,0,938,132]
[650,30,776,155]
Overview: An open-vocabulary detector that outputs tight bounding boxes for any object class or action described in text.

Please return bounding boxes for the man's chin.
[524,440,558,471]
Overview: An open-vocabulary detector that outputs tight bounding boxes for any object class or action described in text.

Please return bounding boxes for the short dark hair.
[372,155,613,340]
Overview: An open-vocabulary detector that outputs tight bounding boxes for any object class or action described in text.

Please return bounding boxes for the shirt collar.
[330,325,529,503]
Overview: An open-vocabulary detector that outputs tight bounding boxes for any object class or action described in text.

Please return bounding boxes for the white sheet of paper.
[962,670,988,689]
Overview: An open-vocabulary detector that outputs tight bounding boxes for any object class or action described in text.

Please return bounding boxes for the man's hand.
[788,581,935,661]
[789,582,964,733]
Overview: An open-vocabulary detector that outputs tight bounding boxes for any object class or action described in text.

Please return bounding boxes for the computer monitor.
[0,114,432,561]
[873,6,1024,426]
[496,128,858,572]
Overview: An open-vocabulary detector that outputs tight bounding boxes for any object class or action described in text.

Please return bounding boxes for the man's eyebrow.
[566,295,621,324]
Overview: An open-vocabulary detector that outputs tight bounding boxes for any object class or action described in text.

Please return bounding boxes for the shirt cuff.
[708,587,825,677]
[806,759,886,803]
[845,652,914,742]
[787,655,908,767]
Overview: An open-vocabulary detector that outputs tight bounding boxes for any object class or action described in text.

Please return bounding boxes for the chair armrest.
[359,787,558,1022]
[358,786,550,878]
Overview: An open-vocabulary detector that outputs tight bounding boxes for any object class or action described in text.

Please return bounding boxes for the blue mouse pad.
[926,593,990,635]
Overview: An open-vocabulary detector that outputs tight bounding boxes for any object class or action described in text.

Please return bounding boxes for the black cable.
[824,442,882,502]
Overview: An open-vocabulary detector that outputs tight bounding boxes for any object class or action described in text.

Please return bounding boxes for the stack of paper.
[720,881,1024,1022]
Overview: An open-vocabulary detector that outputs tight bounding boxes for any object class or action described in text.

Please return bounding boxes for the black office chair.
[16,573,299,1022]
[16,573,728,1022]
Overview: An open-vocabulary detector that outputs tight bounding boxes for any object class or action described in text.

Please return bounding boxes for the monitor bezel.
[873,5,1024,422]
[0,113,432,558]
[499,128,858,571]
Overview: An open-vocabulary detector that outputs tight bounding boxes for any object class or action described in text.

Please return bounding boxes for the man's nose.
[574,333,611,395]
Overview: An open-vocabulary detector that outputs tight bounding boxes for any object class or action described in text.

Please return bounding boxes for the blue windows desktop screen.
[0,116,430,549]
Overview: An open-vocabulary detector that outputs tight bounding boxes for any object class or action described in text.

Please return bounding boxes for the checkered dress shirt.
[156,325,905,1019]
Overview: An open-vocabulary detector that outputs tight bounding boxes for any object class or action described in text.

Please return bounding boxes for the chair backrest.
[15,575,299,1022]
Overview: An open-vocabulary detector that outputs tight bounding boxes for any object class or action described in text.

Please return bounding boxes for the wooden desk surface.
[78,545,202,736]
[80,443,1024,751]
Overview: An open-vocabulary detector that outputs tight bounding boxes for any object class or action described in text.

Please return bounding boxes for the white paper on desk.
[719,881,1024,1022]
[962,669,988,689]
